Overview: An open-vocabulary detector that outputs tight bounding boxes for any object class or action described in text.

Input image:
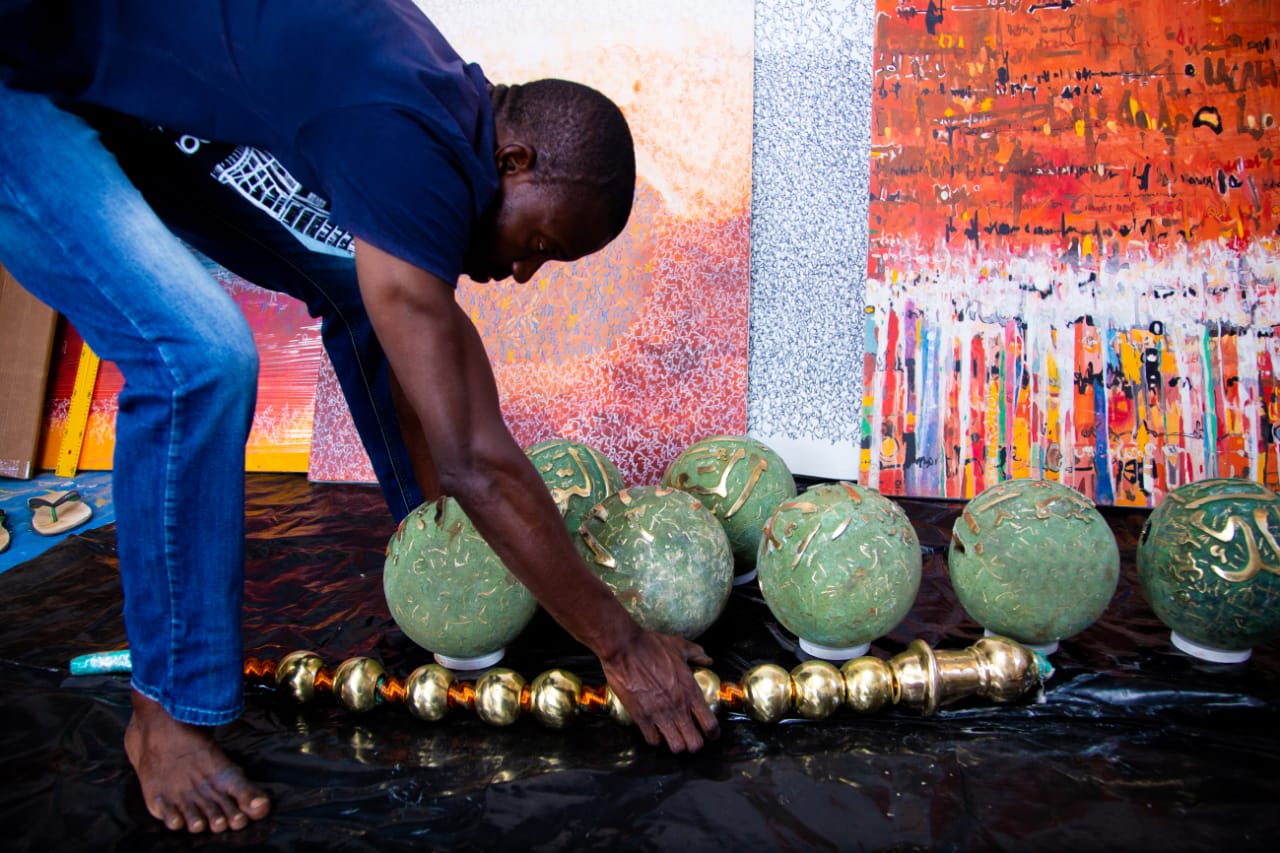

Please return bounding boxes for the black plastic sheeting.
[1,473,1277,852]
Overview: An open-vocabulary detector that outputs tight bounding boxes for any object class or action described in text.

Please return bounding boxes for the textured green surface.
[757,482,921,648]
[526,439,624,534]
[383,498,538,659]
[575,486,733,639]
[948,478,1119,645]
[1137,478,1280,652]
[662,434,797,571]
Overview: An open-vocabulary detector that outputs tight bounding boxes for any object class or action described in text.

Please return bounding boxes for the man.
[0,0,718,835]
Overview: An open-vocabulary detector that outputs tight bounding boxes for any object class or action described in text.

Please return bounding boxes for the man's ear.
[495,142,536,175]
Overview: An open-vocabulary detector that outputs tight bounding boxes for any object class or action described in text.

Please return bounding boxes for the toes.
[197,785,241,833]
[244,795,271,820]
[151,797,184,831]
[179,802,207,833]
[212,768,271,820]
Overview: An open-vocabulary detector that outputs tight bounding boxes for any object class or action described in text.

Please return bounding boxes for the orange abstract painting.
[863,0,1280,505]
[40,262,322,474]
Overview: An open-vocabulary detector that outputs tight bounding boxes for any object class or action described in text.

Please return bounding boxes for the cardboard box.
[0,264,58,479]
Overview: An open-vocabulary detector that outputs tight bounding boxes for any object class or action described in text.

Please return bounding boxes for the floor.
[0,473,1275,850]
[0,469,115,573]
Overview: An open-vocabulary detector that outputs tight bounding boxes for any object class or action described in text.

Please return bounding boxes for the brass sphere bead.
[404,663,454,722]
[332,657,386,713]
[604,686,633,726]
[741,663,793,724]
[275,651,325,703]
[790,660,844,720]
[474,668,526,726]
[693,668,722,715]
[841,656,893,714]
[529,669,583,729]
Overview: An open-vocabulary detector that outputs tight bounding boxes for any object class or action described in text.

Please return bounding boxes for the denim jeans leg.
[93,121,425,520]
[0,83,258,725]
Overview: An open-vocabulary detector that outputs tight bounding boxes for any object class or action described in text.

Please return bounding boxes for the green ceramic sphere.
[575,485,733,639]
[526,438,624,534]
[661,434,798,572]
[756,482,922,655]
[1137,478,1280,658]
[948,478,1119,648]
[384,497,538,666]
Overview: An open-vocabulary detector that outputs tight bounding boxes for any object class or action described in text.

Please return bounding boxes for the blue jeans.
[89,109,425,522]
[0,80,257,725]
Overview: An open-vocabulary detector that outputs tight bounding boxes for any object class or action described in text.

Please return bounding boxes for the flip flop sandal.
[28,490,94,536]
[0,509,9,553]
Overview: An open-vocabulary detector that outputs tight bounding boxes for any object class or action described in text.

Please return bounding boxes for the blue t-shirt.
[0,0,498,282]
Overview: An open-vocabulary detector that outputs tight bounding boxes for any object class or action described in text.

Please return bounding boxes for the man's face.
[463,174,615,284]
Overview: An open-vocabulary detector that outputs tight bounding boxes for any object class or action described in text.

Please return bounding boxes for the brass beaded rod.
[256,636,1050,728]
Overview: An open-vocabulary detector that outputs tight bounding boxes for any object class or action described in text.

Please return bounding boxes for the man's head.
[463,79,636,284]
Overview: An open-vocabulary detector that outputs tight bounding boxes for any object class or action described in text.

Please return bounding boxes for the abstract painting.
[862,0,1280,506]
[309,0,754,487]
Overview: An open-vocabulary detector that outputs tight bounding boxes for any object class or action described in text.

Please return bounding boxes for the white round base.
[984,629,1058,656]
[799,638,870,661]
[733,568,758,586]
[1171,631,1252,664]
[434,648,505,671]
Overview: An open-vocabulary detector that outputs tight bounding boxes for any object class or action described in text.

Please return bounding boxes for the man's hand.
[352,238,720,754]
[599,630,720,753]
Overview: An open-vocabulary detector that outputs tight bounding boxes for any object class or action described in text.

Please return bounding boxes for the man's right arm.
[353,237,720,752]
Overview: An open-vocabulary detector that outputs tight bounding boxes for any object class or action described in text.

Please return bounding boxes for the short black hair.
[490,79,636,240]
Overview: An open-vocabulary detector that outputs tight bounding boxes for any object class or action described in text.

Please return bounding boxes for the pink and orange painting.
[310,0,753,487]
[863,0,1280,506]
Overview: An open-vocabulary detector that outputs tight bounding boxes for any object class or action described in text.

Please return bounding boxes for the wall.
[748,0,875,480]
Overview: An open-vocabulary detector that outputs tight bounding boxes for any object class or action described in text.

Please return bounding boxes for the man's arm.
[354,237,719,752]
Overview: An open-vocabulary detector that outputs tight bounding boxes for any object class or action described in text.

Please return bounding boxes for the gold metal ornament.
[275,650,325,703]
[528,668,583,729]
[959,636,1043,704]
[693,668,722,715]
[332,656,386,713]
[404,663,454,722]
[840,656,893,714]
[474,668,525,726]
[741,663,793,724]
[604,686,633,726]
[889,636,1046,715]
[789,660,843,720]
[236,635,1047,732]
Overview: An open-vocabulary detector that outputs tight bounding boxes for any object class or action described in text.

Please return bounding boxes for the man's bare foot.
[123,690,271,833]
